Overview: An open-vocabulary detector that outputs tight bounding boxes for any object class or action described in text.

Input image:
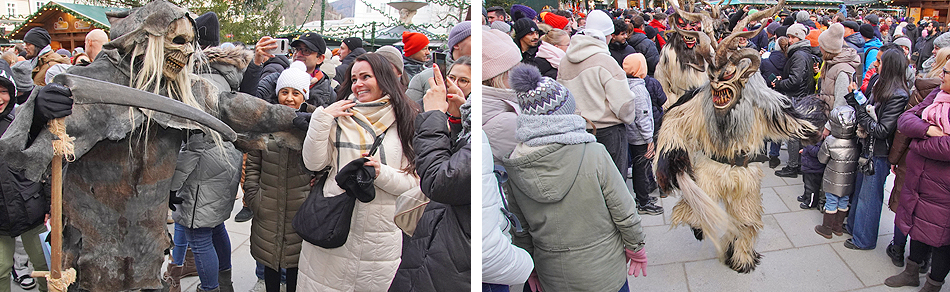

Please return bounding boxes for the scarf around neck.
[331,94,395,187]
[922,90,950,134]
[516,114,596,146]
[536,41,565,69]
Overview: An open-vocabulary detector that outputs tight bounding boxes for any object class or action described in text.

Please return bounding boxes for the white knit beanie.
[276,61,311,99]
[585,10,614,38]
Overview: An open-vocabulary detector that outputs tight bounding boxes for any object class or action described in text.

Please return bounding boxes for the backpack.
[860,46,880,80]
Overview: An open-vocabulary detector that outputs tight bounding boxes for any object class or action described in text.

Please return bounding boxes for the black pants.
[590,124,628,177]
[265,266,298,292]
[803,172,823,195]
[628,143,657,205]
[910,240,946,282]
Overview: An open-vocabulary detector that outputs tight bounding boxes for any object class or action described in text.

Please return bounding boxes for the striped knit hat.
[509,63,575,116]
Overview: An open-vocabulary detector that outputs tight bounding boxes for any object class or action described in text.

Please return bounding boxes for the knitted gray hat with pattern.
[510,63,575,115]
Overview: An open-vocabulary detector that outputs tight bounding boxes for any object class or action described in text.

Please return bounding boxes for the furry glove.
[526,271,542,292]
[626,248,648,277]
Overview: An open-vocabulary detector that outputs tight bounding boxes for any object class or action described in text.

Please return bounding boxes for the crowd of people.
[481,2,950,292]
[0,3,471,291]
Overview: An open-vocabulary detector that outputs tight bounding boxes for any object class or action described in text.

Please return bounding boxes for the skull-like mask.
[163,18,195,79]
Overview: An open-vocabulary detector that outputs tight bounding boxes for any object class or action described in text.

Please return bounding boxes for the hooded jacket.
[170,132,243,229]
[242,135,313,270]
[648,19,667,48]
[480,131,533,286]
[861,37,883,75]
[895,93,950,247]
[818,106,859,197]
[627,32,660,76]
[844,32,865,53]
[482,85,519,164]
[624,78,654,145]
[522,45,558,79]
[775,40,820,98]
[262,55,291,80]
[0,101,50,238]
[403,55,428,80]
[557,34,638,129]
[608,40,638,67]
[760,50,787,81]
[903,23,919,52]
[502,142,645,292]
[820,47,861,107]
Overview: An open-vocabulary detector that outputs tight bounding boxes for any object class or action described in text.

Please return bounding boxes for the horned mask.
[670,0,785,114]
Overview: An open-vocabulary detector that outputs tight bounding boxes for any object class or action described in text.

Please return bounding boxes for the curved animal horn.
[719,0,785,53]
[734,48,762,79]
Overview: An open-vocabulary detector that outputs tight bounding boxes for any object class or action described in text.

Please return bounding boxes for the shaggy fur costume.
[655,0,815,274]
[0,1,296,290]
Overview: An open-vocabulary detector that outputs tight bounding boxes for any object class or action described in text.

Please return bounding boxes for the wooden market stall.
[7,1,119,51]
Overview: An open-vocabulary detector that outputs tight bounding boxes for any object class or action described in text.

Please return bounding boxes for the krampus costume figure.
[0,1,297,290]
[655,0,816,273]
[654,1,719,108]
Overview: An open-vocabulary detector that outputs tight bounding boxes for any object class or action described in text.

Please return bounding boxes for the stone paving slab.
[627,263,690,292]
[684,245,865,292]
[774,184,808,211]
[761,188,790,215]
[774,210,849,247]
[833,235,907,287]
[849,284,937,292]
[642,225,718,266]
[755,215,794,253]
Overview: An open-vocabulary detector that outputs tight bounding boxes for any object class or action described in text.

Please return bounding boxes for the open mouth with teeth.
[684,35,696,48]
[712,87,734,108]
[164,50,190,77]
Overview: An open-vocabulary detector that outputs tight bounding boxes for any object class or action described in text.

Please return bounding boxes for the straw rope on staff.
[49,118,75,160]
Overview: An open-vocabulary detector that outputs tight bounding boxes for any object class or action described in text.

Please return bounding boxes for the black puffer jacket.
[846,89,910,157]
[261,55,290,80]
[609,41,638,66]
[0,105,50,237]
[775,41,819,98]
[255,70,336,107]
[522,46,558,79]
[389,110,471,292]
[334,47,367,85]
[628,33,659,76]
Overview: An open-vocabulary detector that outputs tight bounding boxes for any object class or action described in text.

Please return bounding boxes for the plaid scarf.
[324,95,396,196]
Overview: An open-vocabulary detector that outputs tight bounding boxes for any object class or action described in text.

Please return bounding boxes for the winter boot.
[886,240,906,267]
[815,211,835,239]
[885,258,922,287]
[181,248,198,277]
[218,269,233,292]
[775,166,800,178]
[196,286,221,292]
[919,276,944,292]
[832,210,848,236]
[163,264,184,292]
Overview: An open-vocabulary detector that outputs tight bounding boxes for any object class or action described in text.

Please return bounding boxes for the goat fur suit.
[0,1,299,290]
[654,0,816,273]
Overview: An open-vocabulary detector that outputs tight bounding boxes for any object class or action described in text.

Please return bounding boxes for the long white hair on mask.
[127,33,227,160]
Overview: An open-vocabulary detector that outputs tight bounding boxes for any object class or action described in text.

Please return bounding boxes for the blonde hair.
[927,47,950,78]
[541,28,570,46]
[483,70,511,89]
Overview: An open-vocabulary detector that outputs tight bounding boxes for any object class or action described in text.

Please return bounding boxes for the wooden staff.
[31,118,76,292]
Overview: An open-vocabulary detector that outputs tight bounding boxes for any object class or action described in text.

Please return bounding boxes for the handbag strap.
[493,165,523,233]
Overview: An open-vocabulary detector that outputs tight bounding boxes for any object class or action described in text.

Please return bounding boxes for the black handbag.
[858,137,875,176]
[292,133,385,248]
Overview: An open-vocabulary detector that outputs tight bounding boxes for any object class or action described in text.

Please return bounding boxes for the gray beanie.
[935,32,950,49]
[894,37,912,51]
[447,21,472,56]
[787,23,808,40]
[865,14,879,25]
[796,11,810,23]
[375,46,404,74]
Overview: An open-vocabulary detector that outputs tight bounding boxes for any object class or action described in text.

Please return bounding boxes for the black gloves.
[293,112,312,131]
[35,83,73,122]
[168,190,184,211]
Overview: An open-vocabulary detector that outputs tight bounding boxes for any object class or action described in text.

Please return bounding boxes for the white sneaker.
[250,279,265,292]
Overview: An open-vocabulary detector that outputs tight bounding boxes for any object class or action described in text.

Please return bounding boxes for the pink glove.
[625,248,648,277]
[527,271,543,292]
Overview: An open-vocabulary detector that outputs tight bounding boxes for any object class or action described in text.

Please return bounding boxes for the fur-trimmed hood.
[203,46,252,70]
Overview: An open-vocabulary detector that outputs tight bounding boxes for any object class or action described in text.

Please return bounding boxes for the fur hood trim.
[203,46,253,70]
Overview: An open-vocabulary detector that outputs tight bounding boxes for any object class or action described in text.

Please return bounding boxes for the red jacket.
[649,19,667,48]
[896,93,950,247]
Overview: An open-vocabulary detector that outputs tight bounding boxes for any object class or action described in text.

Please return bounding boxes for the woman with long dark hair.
[297,53,421,291]
[844,48,910,250]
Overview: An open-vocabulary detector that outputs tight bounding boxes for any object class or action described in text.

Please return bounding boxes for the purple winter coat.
[895,92,950,247]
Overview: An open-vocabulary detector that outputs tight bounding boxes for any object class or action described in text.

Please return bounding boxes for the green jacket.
[502,142,645,292]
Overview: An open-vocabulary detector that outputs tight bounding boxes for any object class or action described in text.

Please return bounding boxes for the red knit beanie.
[402,32,429,57]
[543,13,569,30]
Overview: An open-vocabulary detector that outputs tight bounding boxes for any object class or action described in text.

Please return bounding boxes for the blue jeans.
[172,223,188,265]
[483,283,509,292]
[766,140,780,157]
[825,193,850,212]
[180,223,232,290]
[846,156,890,249]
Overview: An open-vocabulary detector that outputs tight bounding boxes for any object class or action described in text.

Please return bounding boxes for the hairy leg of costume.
[714,166,764,273]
